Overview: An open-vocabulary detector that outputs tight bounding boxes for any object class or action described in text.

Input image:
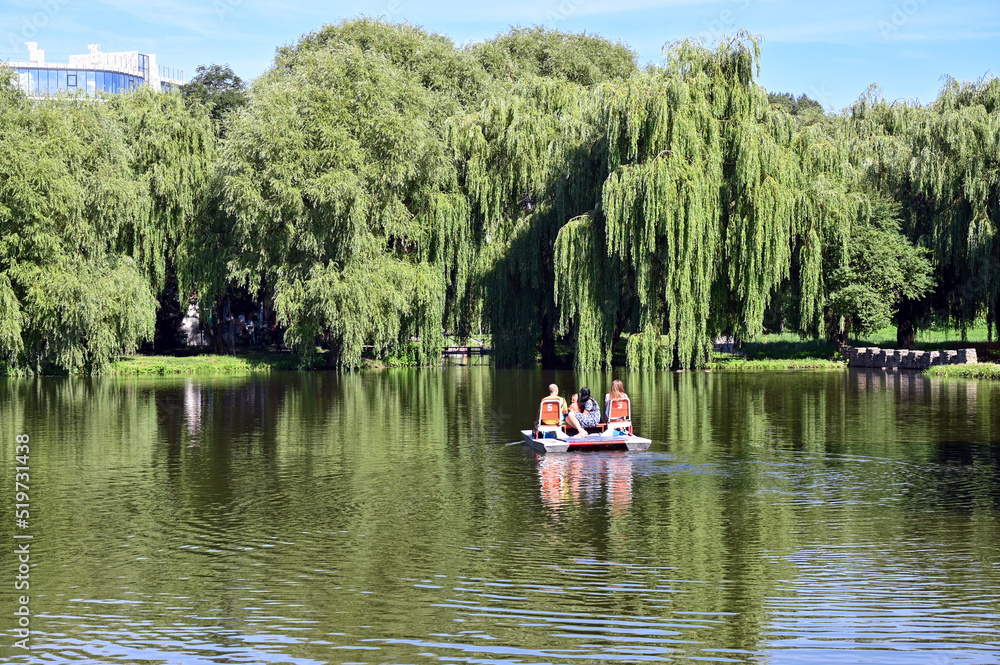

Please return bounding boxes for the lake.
[1,368,999,664]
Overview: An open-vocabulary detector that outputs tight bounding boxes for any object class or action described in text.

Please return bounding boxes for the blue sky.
[1,0,997,110]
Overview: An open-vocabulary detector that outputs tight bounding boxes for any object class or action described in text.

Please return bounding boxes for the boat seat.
[534,397,564,438]
[606,397,633,436]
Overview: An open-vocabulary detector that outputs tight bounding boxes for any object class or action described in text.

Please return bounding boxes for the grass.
[106,352,301,375]
[924,363,1000,380]
[851,322,991,348]
[731,321,993,361]
[708,356,844,371]
[739,336,841,361]
[709,332,844,370]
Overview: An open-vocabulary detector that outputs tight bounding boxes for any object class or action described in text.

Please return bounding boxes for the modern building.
[4,42,184,97]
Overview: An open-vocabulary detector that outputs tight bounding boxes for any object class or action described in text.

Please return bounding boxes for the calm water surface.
[1,368,999,664]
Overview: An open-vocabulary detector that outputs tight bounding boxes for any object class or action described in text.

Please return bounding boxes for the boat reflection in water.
[537,452,634,510]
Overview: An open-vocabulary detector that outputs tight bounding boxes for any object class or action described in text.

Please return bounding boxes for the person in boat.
[564,387,600,438]
[537,384,568,428]
[605,379,629,434]
[569,393,581,413]
[604,379,627,419]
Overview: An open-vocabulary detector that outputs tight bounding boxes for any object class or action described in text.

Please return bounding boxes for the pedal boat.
[521,428,652,454]
[523,395,650,453]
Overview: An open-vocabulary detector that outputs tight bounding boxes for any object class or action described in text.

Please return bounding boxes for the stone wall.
[845,346,978,369]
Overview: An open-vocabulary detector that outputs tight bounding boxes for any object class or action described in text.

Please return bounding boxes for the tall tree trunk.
[152,259,184,354]
[325,332,339,369]
[540,315,557,369]
[990,294,997,343]
[896,299,916,349]
[835,317,852,349]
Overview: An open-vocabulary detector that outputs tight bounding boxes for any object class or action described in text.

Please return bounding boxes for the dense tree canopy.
[768,91,824,117]
[1,21,997,373]
[180,64,248,126]
[0,70,214,373]
[823,198,934,341]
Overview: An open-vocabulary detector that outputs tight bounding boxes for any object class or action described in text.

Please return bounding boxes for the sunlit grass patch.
[924,363,1000,380]
[708,357,844,371]
[107,353,299,375]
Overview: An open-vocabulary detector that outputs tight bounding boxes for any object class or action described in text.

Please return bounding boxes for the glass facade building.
[5,44,182,97]
[15,62,147,96]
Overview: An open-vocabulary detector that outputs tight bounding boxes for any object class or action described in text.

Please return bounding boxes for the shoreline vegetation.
[106,353,302,375]
[88,353,1000,380]
[708,357,845,371]
[1,20,998,379]
[59,324,999,380]
[924,364,1000,380]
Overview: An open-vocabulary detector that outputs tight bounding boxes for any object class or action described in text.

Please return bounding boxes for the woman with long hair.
[564,387,600,438]
[605,379,628,422]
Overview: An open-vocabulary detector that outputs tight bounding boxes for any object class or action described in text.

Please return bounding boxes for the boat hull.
[520,430,651,454]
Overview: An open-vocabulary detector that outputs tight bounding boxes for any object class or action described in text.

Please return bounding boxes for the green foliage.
[0,64,23,102]
[180,64,248,125]
[2,23,998,374]
[220,19,473,368]
[472,26,638,86]
[924,362,1000,380]
[768,91,824,117]
[826,198,934,336]
[109,89,217,291]
[558,35,808,369]
[846,79,1000,337]
[553,215,616,368]
[0,82,214,374]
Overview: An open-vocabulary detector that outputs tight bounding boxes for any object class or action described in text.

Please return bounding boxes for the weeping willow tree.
[0,69,216,374]
[449,76,610,365]
[546,35,808,369]
[0,77,151,372]
[845,78,1000,344]
[218,20,488,368]
[109,89,217,293]
[913,77,1000,339]
[450,31,637,366]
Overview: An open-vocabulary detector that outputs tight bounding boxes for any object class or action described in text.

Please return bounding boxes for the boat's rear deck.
[520,430,652,454]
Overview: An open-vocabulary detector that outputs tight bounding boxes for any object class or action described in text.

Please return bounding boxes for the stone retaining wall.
[845,346,978,369]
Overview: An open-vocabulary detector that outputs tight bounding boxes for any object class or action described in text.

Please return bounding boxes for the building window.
[67,73,77,87]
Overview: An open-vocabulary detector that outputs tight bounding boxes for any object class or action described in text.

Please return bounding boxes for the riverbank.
[104,351,449,375]
[46,334,1000,379]
[924,363,1000,380]
[107,353,301,375]
[708,357,845,371]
